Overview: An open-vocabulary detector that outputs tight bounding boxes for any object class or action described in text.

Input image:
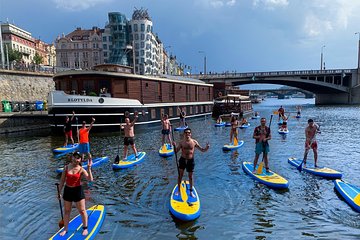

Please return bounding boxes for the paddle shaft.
[262,114,273,160]
[55,183,64,226]
[76,117,79,143]
[171,127,180,177]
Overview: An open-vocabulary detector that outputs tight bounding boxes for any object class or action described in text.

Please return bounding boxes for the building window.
[103,36,107,42]
[141,24,145,31]
[135,34,139,40]
[141,34,145,40]
[134,24,138,32]
[147,25,151,32]
[103,44,107,50]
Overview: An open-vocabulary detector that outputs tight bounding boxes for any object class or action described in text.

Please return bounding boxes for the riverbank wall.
[0,70,54,134]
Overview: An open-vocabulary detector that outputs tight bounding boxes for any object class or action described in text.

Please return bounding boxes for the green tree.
[33,52,43,65]
[8,48,23,62]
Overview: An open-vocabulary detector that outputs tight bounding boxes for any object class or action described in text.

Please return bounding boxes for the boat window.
[195,106,198,114]
[151,109,156,119]
[160,108,164,116]
[189,106,193,115]
[169,107,173,117]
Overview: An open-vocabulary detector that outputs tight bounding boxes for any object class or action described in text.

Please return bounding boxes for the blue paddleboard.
[159,143,174,157]
[174,125,188,131]
[55,156,109,173]
[169,181,200,221]
[288,157,342,179]
[222,140,244,151]
[278,128,289,134]
[242,162,289,189]
[53,144,79,154]
[49,205,105,240]
[239,123,250,129]
[214,122,225,127]
[112,152,146,169]
[334,179,360,212]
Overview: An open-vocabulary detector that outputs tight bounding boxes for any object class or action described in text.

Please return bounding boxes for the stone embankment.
[0,70,54,133]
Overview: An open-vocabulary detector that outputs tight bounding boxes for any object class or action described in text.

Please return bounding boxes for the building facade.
[55,27,103,70]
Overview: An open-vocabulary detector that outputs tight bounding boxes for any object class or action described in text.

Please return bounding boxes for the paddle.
[55,183,64,228]
[256,115,273,174]
[76,117,79,144]
[171,126,192,206]
[297,124,321,172]
[114,120,122,164]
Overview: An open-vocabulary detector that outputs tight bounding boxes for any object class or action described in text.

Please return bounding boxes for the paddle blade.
[58,219,64,229]
[256,162,264,174]
[297,161,303,172]
[114,155,120,164]
[273,111,279,115]
[233,137,238,146]
[180,182,188,203]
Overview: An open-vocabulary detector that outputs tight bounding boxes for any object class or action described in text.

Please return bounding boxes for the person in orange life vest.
[58,152,93,237]
[78,118,95,161]
[64,111,75,146]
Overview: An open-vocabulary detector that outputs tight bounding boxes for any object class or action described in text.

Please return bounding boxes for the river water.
[1,98,360,240]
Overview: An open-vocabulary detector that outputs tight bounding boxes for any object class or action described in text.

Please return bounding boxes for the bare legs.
[59,199,88,236]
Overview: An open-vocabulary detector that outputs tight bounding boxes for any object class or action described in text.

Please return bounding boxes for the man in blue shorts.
[253,117,271,173]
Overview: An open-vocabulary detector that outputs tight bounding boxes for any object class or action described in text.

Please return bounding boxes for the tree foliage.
[8,47,23,62]
[33,52,43,65]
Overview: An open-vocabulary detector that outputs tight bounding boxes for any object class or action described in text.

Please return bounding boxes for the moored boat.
[48,65,214,132]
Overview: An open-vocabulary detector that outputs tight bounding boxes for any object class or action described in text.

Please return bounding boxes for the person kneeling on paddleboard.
[173,128,209,198]
[253,117,272,173]
[58,152,93,236]
[303,119,320,168]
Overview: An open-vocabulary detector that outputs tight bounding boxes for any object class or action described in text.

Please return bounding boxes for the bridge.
[250,87,314,99]
[190,68,360,105]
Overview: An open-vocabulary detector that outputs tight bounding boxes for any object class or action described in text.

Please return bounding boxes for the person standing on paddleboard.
[178,107,186,127]
[78,118,95,162]
[121,111,139,161]
[63,111,75,146]
[161,113,172,146]
[173,128,209,198]
[253,117,272,173]
[303,119,320,168]
[278,105,285,121]
[230,115,239,144]
[58,151,93,236]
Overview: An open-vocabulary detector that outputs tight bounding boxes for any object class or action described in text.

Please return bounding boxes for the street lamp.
[0,22,5,69]
[355,32,360,69]
[124,42,135,74]
[198,51,207,74]
[320,45,325,71]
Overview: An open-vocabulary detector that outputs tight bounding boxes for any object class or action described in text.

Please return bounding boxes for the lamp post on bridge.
[198,51,206,74]
[355,32,360,70]
[320,45,325,71]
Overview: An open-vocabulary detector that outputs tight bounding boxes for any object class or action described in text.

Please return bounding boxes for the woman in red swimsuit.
[58,152,93,236]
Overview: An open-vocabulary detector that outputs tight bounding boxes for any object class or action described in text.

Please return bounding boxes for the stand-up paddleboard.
[55,156,109,174]
[169,180,200,221]
[222,140,244,151]
[225,122,231,127]
[239,123,250,129]
[159,143,174,157]
[174,125,188,131]
[242,162,289,189]
[278,128,289,134]
[334,179,360,212]
[53,144,79,154]
[49,205,105,240]
[112,152,146,169]
[288,157,342,179]
[251,115,260,119]
[214,122,225,127]
[296,115,301,118]
[277,120,283,126]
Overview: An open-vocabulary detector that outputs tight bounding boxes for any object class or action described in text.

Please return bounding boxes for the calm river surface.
[1,98,360,239]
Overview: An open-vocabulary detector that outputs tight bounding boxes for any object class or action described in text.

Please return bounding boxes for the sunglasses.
[184,131,191,134]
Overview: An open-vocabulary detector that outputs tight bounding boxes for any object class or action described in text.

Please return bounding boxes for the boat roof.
[217,94,250,100]
[54,70,213,87]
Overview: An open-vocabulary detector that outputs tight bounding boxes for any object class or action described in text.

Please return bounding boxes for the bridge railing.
[191,68,354,79]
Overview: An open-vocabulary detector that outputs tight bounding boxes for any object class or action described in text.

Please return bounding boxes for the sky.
[2,0,360,79]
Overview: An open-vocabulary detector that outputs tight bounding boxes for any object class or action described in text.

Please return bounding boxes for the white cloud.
[301,0,360,37]
[253,0,289,9]
[53,0,111,11]
[195,0,237,8]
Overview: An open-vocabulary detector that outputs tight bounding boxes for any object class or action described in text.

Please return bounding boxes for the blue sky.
[2,0,360,77]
